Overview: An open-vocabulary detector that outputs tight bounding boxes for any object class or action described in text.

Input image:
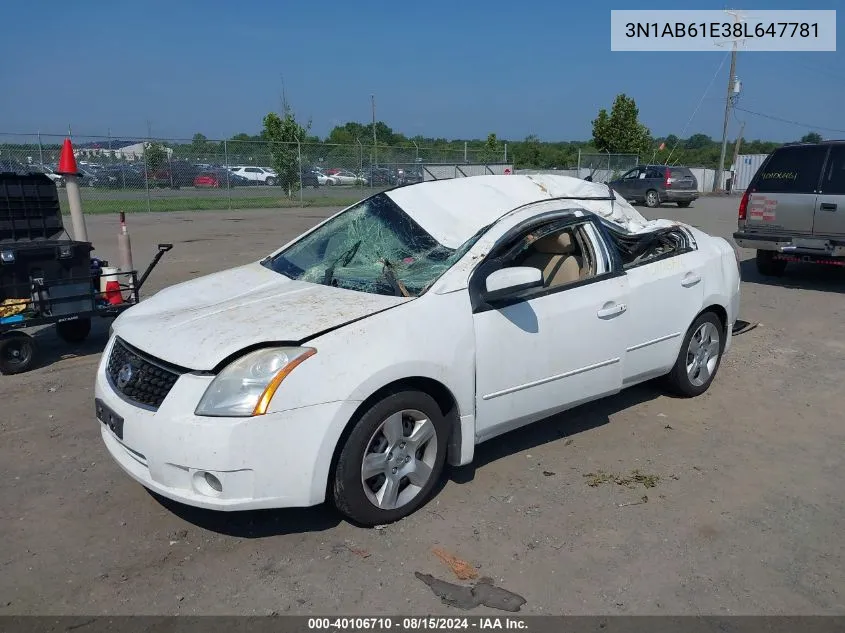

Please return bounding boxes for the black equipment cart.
[0,172,171,374]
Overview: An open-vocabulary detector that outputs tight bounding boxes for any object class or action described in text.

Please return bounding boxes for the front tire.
[664,311,725,398]
[265,177,276,187]
[645,189,660,208]
[756,250,787,277]
[332,390,449,526]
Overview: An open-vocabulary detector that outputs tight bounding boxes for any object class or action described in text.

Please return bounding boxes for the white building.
[75,140,173,162]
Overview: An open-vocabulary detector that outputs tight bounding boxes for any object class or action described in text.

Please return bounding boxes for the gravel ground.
[1,195,843,616]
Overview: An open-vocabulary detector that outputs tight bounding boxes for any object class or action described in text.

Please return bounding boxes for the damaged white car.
[96,175,741,526]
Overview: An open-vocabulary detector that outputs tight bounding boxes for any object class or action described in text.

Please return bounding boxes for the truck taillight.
[738,190,750,220]
[664,168,671,188]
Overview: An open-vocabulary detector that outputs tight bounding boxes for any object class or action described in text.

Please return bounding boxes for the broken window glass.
[601,220,692,268]
[264,193,482,297]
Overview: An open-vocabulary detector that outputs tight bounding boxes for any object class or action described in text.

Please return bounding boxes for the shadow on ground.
[740,258,845,294]
[17,319,112,372]
[150,491,344,537]
[452,381,664,483]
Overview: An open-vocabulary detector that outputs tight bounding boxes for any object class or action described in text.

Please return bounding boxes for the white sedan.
[96,175,741,526]
[327,169,365,185]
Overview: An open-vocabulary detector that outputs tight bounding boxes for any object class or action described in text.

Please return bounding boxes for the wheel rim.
[3,339,31,368]
[685,322,721,387]
[361,409,438,511]
[647,191,657,206]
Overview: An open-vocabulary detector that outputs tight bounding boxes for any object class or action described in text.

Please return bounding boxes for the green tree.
[143,142,167,171]
[263,105,310,196]
[591,94,651,155]
[513,135,542,168]
[800,132,822,143]
[190,133,209,158]
[684,133,712,150]
[478,133,501,164]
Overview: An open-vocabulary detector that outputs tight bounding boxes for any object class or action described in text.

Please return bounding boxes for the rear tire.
[645,189,660,208]
[0,332,38,375]
[677,201,692,208]
[664,311,725,398]
[56,318,91,344]
[332,390,449,527]
[756,250,787,277]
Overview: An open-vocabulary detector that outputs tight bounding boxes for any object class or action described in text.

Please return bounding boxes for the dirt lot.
[2,196,844,616]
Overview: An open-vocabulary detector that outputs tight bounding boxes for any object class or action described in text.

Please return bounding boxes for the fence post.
[167,148,174,189]
[504,143,507,163]
[577,148,582,176]
[297,140,303,204]
[224,139,231,211]
[143,142,151,213]
[37,132,44,166]
[357,139,364,191]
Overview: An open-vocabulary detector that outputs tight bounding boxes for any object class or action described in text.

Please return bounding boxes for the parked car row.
[6,160,415,191]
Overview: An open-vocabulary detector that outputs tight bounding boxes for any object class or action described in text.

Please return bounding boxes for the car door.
[615,230,708,384]
[813,144,845,238]
[471,218,630,441]
[612,168,640,199]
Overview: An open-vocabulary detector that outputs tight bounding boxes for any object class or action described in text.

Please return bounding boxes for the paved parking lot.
[1,195,844,616]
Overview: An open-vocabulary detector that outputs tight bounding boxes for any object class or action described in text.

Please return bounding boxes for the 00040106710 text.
[624,22,819,39]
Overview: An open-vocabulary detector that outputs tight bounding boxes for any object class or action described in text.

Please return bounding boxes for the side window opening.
[602,222,693,269]
[496,222,600,290]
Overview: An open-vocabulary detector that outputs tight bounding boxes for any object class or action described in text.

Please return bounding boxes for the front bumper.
[95,338,359,511]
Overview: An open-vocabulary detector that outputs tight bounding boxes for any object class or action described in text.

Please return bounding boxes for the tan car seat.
[521,231,584,287]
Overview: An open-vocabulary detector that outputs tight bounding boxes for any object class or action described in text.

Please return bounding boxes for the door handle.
[820,203,837,211]
[597,302,627,319]
[681,272,701,287]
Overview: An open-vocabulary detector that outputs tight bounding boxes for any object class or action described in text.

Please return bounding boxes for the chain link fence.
[0,133,511,213]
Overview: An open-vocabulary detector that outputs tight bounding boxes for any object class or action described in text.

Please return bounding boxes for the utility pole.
[371,95,377,168]
[714,10,742,192]
[729,120,745,192]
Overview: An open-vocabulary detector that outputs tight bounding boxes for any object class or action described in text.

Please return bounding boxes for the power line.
[663,51,731,165]
[733,107,845,135]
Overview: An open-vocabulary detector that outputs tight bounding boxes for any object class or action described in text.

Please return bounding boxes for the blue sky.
[0,0,842,143]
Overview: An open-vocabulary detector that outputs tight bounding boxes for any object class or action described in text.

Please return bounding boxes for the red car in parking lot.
[194,172,223,188]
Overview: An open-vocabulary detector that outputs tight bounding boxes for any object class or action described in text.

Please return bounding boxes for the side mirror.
[482,267,543,302]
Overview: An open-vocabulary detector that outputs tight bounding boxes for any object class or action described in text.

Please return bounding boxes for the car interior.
[509,224,597,289]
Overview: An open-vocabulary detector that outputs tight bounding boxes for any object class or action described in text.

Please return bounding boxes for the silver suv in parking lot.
[733,141,845,276]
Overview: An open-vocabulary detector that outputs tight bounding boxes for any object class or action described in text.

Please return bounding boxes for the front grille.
[107,338,186,409]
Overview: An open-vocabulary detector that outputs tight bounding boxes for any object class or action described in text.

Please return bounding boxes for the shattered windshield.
[263,193,480,297]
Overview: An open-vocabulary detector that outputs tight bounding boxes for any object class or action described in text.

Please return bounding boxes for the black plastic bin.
[0,172,94,304]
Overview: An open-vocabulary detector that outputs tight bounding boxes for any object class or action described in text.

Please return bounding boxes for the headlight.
[195,347,316,417]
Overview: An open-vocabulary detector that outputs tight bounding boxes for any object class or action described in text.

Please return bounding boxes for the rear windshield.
[753,145,827,194]
[670,167,693,178]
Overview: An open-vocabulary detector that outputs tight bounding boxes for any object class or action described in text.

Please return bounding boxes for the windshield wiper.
[380,258,411,297]
[323,240,362,286]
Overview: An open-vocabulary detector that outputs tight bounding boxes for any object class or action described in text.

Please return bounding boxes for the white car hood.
[112,262,410,370]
